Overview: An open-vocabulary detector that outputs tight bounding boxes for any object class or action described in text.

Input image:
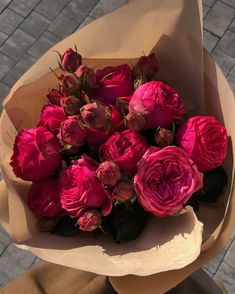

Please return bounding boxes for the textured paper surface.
[0,0,233,279]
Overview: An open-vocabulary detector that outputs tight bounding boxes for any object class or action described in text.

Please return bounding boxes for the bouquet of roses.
[9,47,228,243]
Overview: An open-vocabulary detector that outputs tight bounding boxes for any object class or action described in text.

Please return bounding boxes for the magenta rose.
[134,146,203,217]
[175,116,228,172]
[27,177,63,217]
[96,161,121,186]
[61,48,82,72]
[38,104,67,135]
[82,103,125,147]
[60,96,81,116]
[59,155,113,218]
[99,130,149,177]
[10,126,62,181]
[47,89,63,106]
[154,128,174,148]
[75,65,96,88]
[133,53,158,79]
[58,116,85,147]
[77,210,102,231]
[94,64,133,104]
[112,181,134,202]
[129,81,185,129]
[59,73,80,96]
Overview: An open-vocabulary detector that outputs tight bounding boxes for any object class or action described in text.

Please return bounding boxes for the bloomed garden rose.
[175,116,228,172]
[10,126,62,181]
[134,146,203,217]
[129,81,185,129]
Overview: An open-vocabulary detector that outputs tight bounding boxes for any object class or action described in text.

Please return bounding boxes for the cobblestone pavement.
[0,0,234,293]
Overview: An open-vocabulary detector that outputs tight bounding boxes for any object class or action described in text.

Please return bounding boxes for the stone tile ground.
[0,0,234,292]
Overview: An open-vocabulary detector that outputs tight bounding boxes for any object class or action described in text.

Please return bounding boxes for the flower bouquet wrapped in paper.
[0,0,234,293]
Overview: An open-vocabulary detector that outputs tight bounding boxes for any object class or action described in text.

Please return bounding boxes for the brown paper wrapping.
[0,0,234,285]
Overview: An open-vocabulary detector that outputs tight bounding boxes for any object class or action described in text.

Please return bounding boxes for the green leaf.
[110,201,147,243]
[52,215,80,236]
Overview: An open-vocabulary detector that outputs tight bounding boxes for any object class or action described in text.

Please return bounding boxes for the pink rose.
[61,48,82,72]
[59,73,80,96]
[154,128,174,148]
[112,182,134,202]
[10,126,62,181]
[175,116,228,172]
[129,81,185,129]
[83,104,124,147]
[99,130,149,177]
[75,65,96,88]
[38,104,67,135]
[77,210,102,231]
[57,116,85,147]
[59,155,113,218]
[27,177,62,217]
[96,161,121,186]
[125,111,145,132]
[115,96,131,115]
[60,96,81,116]
[47,89,63,106]
[134,146,203,217]
[94,64,133,104]
[133,53,158,79]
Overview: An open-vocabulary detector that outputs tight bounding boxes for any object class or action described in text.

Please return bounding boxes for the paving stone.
[9,0,40,17]
[0,8,23,35]
[212,48,235,75]
[222,0,235,9]
[204,1,235,37]
[0,29,35,61]
[48,12,79,38]
[0,242,5,255]
[64,0,99,21]
[32,257,44,265]
[4,54,36,87]
[0,82,10,111]
[215,239,235,294]
[0,243,35,286]
[203,0,216,6]
[230,64,235,77]
[203,3,210,18]
[36,0,70,21]
[217,30,235,59]
[227,75,235,93]
[20,11,51,38]
[204,240,232,276]
[77,16,95,30]
[28,31,60,59]
[203,29,219,52]
[0,54,15,80]
[0,225,10,246]
[0,31,7,46]
[0,0,11,14]
[90,0,128,19]
[229,19,235,33]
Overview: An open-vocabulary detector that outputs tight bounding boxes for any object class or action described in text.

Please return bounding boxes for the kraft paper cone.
[0,0,234,279]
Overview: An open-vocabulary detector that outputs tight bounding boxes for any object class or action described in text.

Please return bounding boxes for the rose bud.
[80,101,110,130]
[99,130,149,177]
[38,104,67,135]
[175,116,228,172]
[58,116,85,147]
[125,111,145,132]
[59,155,113,218]
[61,48,82,72]
[133,53,158,79]
[77,210,102,232]
[154,128,174,147]
[10,126,62,181]
[59,73,80,96]
[96,161,121,186]
[129,81,185,129]
[27,177,63,217]
[115,96,131,115]
[47,88,63,106]
[75,65,96,88]
[134,146,203,217]
[60,96,81,116]
[112,182,134,202]
[94,64,133,104]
